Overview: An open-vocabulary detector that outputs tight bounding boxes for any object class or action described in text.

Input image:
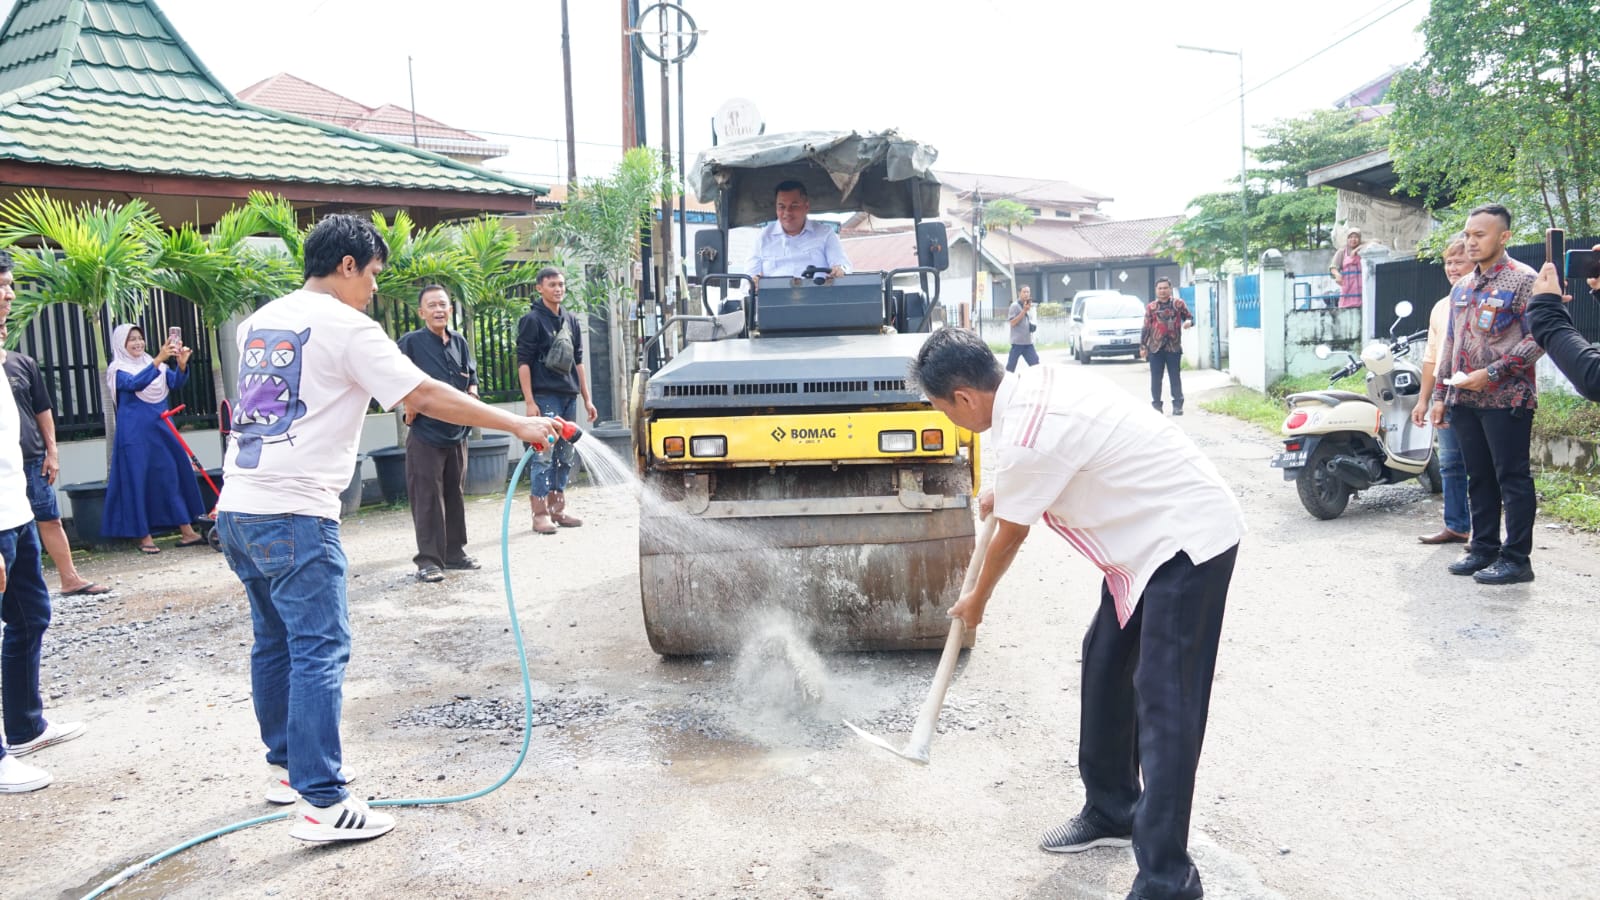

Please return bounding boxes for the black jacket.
[515,302,584,396]
[1529,292,1600,401]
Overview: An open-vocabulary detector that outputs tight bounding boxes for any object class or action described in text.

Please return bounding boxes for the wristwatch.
[1486,362,1504,383]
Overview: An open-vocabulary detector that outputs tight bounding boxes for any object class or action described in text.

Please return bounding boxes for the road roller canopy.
[690,130,942,228]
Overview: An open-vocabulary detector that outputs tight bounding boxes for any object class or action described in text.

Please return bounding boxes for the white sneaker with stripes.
[288,796,394,842]
[265,764,358,805]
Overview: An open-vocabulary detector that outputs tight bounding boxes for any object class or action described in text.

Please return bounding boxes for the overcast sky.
[6,0,1429,219]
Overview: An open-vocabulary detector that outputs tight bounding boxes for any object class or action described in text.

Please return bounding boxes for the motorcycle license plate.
[1270,449,1307,468]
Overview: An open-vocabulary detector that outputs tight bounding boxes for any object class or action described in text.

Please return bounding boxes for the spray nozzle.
[530,417,582,452]
[554,417,582,444]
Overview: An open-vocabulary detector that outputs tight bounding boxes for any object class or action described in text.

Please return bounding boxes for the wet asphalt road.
[8,351,1598,899]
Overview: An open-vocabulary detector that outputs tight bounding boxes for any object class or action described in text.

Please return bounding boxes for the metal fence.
[12,290,218,439]
[1234,274,1261,328]
[17,288,541,439]
[1376,239,1600,342]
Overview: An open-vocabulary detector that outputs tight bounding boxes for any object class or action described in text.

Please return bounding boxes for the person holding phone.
[100,324,206,553]
[1529,251,1600,400]
[1005,285,1039,372]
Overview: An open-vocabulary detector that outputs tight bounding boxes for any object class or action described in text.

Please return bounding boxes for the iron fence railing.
[17,286,544,439]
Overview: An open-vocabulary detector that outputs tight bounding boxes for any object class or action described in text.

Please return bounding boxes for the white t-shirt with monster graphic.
[218,289,427,520]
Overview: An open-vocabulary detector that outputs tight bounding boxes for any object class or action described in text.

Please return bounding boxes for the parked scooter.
[1270,300,1442,519]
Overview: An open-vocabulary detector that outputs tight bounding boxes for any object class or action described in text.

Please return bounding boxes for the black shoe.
[416,565,445,583]
[1039,812,1132,854]
[1473,558,1534,585]
[1151,401,1163,412]
[1172,405,1184,416]
[1447,551,1498,576]
[443,556,481,570]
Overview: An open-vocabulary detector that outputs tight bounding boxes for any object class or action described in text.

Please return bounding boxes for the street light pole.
[1177,44,1248,273]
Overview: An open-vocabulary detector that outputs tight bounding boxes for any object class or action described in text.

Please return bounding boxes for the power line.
[1181,0,1419,128]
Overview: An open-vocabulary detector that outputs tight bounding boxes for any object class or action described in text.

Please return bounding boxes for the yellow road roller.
[633,130,978,655]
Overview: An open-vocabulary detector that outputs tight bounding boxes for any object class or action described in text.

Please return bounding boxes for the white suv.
[1068,293,1145,364]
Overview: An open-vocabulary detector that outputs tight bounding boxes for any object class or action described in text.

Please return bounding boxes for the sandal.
[62,582,113,596]
[176,536,207,547]
[139,544,161,555]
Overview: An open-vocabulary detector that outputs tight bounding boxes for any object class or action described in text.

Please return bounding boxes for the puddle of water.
[66,845,215,900]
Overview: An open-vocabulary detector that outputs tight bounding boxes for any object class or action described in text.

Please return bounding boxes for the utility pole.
[560,0,577,188]
[621,0,638,150]
[655,3,675,314]
[969,192,984,332]
[406,56,420,148]
[1177,44,1249,273]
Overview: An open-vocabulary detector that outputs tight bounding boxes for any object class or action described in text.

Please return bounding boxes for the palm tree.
[982,198,1035,304]
[0,191,161,451]
[147,206,297,409]
[450,217,545,412]
[371,210,465,310]
[532,147,670,421]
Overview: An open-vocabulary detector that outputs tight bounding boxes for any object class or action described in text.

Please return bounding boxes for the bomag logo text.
[791,427,837,440]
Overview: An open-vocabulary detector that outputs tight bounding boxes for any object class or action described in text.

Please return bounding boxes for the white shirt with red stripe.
[990,365,1246,627]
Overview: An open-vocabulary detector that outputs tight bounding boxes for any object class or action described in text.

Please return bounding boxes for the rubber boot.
[549,491,583,528]
[529,495,557,534]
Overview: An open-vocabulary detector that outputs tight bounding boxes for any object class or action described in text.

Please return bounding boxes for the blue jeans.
[1436,424,1470,534]
[1006,344,1040,371]
[217,512,350,806]
[528,392,578,496]
[0,522,50,760]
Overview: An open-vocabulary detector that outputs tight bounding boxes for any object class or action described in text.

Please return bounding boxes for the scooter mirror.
[1314,344,1332,360]
[1394,300,1414,317]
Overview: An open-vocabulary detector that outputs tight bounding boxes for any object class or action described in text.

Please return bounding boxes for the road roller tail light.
[663,436,685,458]
[920,429,944,451]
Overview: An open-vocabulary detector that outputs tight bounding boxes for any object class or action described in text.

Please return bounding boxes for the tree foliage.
[532,147,671,315]
[1388,0,1600,237]
[1163,109,1386,271]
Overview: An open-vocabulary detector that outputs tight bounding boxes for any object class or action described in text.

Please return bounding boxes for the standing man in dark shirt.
[1427,204,1543,585]
[397,285,481,583]
[515,268,596,534]
[1139,278,1194,415]
[0,323,111,597]
[1530,255,1600,401]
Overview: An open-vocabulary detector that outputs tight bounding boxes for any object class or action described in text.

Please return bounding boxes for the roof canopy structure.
[691,130,941,228]
[0,0,545,227]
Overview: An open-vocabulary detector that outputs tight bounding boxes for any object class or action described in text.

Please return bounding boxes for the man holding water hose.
[216,215,561,843]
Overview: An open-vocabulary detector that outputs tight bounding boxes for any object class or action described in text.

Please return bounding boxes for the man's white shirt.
[990,365,1246,626]
[744,219,850,278]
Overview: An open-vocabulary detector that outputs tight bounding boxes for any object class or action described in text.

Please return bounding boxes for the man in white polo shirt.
[911,326,1245,900]
[744,180,851,288]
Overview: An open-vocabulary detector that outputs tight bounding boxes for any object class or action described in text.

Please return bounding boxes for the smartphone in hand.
[167,326,182,351]
[1546,228,1565,270]
[1566,249,1600,300]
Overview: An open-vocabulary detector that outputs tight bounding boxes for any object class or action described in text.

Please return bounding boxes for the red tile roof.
[236,72,508,159]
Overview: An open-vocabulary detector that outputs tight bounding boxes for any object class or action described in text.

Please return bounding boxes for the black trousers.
[1447,404,1536,564]
[405,431,468,569]
[1148,350,1183,407]
[1079,545,1237,900]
